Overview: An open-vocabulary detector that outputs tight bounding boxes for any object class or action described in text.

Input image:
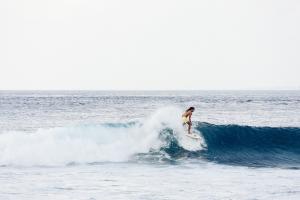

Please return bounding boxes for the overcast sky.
[1,0,299,90]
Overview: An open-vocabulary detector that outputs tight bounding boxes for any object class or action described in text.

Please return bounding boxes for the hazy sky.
[1,0,299,90]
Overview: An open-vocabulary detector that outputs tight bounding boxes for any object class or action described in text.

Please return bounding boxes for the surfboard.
[185,132,201,140]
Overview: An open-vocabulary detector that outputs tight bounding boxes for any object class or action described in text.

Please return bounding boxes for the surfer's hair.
[186,107,195,112]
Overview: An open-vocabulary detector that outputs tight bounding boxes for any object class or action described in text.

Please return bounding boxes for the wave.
[0,107,299,168]
[0,107,196,166]
[162,123,300,168]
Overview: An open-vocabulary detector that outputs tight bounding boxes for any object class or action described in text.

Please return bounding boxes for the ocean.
[0,90,299,200]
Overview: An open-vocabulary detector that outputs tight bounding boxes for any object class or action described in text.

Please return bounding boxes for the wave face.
[0,107,299,168]
[162,123,300,168]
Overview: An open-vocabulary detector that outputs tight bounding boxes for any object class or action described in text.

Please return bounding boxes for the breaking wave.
[0,108,299,168]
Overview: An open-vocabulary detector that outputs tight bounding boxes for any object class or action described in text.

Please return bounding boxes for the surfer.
[182,107,195,134]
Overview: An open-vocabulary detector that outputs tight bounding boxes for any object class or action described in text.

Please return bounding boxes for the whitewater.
[0,90,299,200]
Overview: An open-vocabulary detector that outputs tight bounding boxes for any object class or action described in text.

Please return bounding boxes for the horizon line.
[0,89,299,91]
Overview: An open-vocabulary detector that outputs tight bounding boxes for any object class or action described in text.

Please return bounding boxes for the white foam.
[147,107,206,151]
[0,107,206,166]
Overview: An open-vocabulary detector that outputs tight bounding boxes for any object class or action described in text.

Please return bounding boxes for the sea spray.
[0,107,204,166]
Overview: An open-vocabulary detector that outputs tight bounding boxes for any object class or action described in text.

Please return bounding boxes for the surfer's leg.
[187,122,191,134]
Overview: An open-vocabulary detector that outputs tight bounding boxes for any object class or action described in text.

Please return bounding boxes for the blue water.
[164,123,300,168]
[0,90,300,199]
